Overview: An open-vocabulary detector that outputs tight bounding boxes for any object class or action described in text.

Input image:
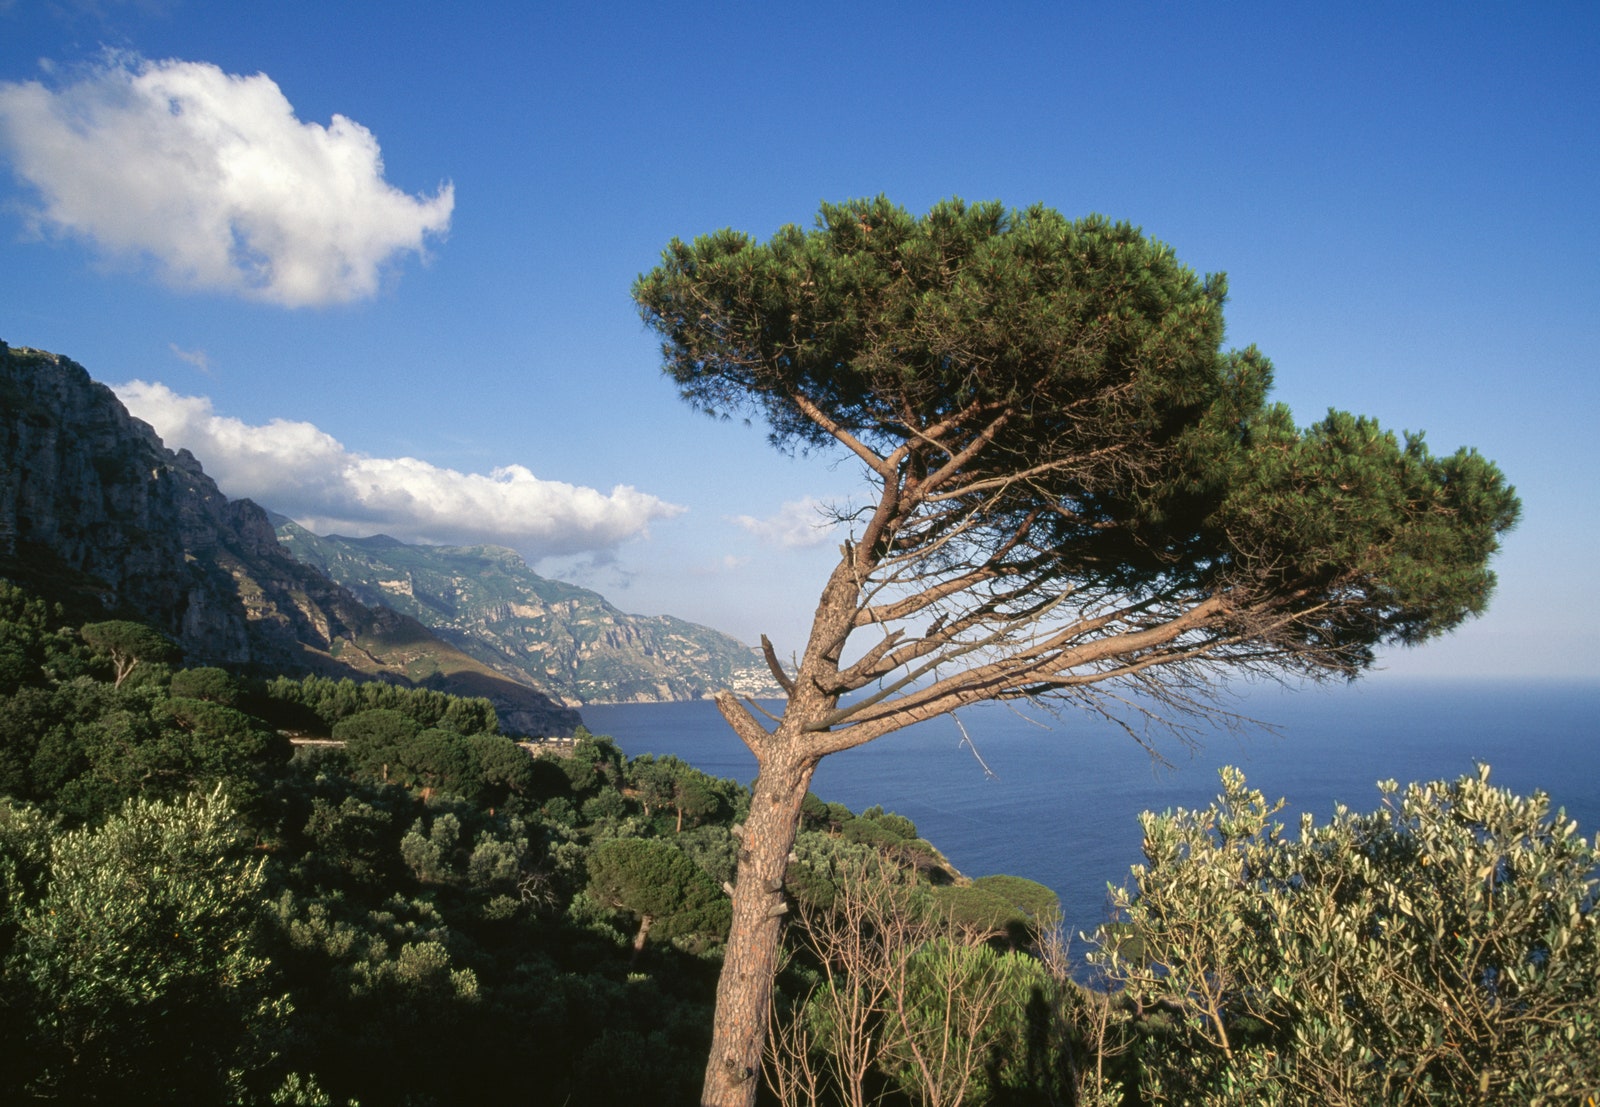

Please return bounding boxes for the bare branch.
[788,389,896,477]
[714,691,772,754]
[760,634,797,696]
[950,714,998,780]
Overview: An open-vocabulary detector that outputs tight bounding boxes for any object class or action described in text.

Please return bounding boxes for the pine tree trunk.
[630,913,654,966]
[699,742,815,1107]
[702,554,861,1105]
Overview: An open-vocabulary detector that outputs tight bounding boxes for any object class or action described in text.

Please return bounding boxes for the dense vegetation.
[0,579,1046,1104]
[0,579,1594,1105]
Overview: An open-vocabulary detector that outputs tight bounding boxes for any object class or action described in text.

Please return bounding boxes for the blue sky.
[1,0,1595,682]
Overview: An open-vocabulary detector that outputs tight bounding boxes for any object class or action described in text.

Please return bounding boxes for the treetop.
[635,197,1243,458]
[636,196,1519,687]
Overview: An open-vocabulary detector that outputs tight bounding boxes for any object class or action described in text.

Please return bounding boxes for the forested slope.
[0,579,1060,1104]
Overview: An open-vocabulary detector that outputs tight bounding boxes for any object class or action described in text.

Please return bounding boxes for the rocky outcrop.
[0,341,580,736]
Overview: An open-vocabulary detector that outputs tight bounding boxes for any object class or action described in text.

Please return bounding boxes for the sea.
[582,679,1600,949]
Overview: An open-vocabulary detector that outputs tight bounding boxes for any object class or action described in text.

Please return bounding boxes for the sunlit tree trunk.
[702,559,861,1107]
[630,913,654,965]
[700,736,816,1106]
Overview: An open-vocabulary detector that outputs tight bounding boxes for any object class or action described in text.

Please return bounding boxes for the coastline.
[583,680,1600,944]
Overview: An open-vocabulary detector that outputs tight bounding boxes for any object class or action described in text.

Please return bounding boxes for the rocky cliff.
[275,524,784,704]
[0,341,580,736]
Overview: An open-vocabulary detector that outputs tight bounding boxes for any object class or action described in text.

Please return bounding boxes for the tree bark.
[630,913,654,966]
[699,738,816,1107]
[700,539,871,1106]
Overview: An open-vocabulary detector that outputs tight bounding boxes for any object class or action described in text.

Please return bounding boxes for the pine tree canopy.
[635,197,1519,694]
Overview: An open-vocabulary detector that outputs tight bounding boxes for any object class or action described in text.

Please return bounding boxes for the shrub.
[1091,765,1600,1106]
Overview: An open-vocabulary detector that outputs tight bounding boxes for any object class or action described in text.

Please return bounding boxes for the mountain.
[0,340,580,736]
[273,523,784,704]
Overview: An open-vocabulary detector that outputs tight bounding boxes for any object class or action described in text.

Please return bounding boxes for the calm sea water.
[582,680,1600,944]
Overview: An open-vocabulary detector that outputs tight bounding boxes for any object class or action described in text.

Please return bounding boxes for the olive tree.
[1092,766,1599,1105]
[633,196,1519,1106]
[6,787,282,1101]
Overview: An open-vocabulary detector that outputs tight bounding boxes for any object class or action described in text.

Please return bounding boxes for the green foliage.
[267,674,498,737]
[772,849,1068,1107]
[587,836,731,951]
[155,695,292,777]
[582,785,630,824]
[668,771,720,831]
[0,581,83,694]
[79,619,179,687]
[1217,408,1522,658]
[268,1070,344,1106]
[562,728,625,795]
[334,707,420,784]
[0,593,755,1101]
[3,593,1589,1107]
[437,693,498,737]
[860,804,918,841]
[337,715,534,810]
[3,594,1104,1103]
[0,675,288,821]
[394,726,477,798]
[881,938,1055,1105]
[5,788,285,1102]
[933,874,1060,941]
[264,886,487,1104]
[0,797,54,961]
[629,753,731,832]
[294,791,404,891]
[1092,765,1600,1106]
[638,198,1237,472]
[467,732,536,809]
[400,810,465,883]
[674,822,739,890]
[629,752,680,813]
[524,752,575,804]
[842,805,919,849]
[170,664,243,705]
[0,685,54,796]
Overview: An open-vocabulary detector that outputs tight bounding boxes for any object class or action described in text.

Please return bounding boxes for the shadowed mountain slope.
[0,340,579,736]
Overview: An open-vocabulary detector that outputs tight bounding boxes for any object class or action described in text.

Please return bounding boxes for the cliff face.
[276,524,784,704]
[0,341,580,736]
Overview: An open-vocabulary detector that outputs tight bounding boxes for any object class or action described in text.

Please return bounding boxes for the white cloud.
[730,496,841,548]
[114,380,684,559]
[0,53,452,306]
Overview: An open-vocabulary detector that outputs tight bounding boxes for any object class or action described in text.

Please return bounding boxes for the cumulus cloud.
[0,53,452,306]
[114,380,683,559]
[730,497,841,549]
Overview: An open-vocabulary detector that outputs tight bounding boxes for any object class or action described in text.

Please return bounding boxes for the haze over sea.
[584,679,1599,946]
